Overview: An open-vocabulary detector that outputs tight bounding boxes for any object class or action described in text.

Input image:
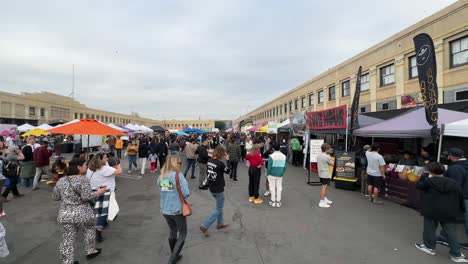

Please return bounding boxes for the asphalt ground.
[1,154,466,264]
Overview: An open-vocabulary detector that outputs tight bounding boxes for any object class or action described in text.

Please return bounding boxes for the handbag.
[66,175,96,208]
[175,171,192,217]
[107,191,119,221]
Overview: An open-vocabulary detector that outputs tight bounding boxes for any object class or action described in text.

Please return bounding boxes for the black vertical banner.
[413,33,439,139]
[350,66,362,133]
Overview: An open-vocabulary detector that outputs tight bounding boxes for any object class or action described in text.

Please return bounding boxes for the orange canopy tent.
[47,119,124,155]
[47,119,124,135]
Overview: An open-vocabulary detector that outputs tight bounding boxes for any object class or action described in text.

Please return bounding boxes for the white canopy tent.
[17,123,35,132]
[437,118,468,161]
[443,118,468,137]
[140,125,154,133]
[36,123,53,130]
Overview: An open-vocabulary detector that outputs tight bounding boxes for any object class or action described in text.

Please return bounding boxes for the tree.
[214,121,226,130]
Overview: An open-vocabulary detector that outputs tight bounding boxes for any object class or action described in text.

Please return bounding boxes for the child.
[47,157,67,186]
[415,162,467,262]
[317,143,334,208]
[0,217,9,257]
[267,143,286,207]
[149,152,158,173]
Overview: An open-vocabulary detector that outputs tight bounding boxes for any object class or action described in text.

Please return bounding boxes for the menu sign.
[309,139,324,162]
[334,151,356,178]
[307,105,347,130]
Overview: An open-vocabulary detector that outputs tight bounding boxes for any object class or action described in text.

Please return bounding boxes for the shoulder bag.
[175,171,192,217]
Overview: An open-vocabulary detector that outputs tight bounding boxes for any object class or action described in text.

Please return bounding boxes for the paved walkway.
[1,155,465,264]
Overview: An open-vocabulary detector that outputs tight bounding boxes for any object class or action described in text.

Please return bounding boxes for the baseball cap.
[448,148,464,158]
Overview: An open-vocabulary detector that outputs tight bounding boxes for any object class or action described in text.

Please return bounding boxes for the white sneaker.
[324,197,333,205]
[319,201,330,208]
[269,201,276,207]
[128,170,132,173]
[264,191,271,197]
[452,253,468,263]
[415,243,435,256]
[276,201,282,208]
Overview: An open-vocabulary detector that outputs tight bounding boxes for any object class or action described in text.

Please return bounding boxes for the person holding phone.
[53,158,106,264]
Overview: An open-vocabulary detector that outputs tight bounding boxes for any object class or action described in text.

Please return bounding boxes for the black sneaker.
[460,242,468,250]
[436,237,449,246]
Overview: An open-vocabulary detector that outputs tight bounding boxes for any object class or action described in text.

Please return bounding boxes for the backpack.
[2,158,18,178]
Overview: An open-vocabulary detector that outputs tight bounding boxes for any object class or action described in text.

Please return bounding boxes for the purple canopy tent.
[119,126,135,133]
[353,107,468,138]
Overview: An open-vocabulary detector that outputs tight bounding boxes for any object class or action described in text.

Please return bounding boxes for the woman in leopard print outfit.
[53,158,106,264]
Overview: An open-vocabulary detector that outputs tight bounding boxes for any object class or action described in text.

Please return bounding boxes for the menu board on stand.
[334,151,356,179]
[334,151,358,190]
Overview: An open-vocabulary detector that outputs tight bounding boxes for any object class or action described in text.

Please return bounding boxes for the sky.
[0,0,458,121]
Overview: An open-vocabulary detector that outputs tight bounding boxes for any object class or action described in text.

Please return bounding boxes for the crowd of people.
[1,130,468,263]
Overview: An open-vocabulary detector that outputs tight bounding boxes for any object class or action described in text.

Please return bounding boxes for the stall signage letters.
[307,105,347,130]
[309,139,324,162]
[334,151,356,178]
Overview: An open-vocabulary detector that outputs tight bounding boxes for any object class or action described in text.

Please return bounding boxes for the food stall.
[353,107,468,208]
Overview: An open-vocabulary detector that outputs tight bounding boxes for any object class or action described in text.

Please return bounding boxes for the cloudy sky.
[0,0,458,120]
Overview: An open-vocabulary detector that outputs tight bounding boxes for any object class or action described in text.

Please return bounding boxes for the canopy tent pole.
[437,124,444,162]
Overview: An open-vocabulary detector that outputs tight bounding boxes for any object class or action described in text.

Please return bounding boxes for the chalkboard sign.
[334,151,356,178]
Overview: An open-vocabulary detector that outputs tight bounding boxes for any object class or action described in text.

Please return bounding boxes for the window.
[284,104,287,113]
[409,56,418,79]
[451,36,468,67]
[328,86,336,101]
[455,90,468,101]
[360,73,369,91]
[382,103,389,110]
[301,97,306,108]
[309,94,314,106]
[289,101,293,111]
[276,106,279,116]
[74,113,78,119]
[29,107,35,116]
[51,106,70,119]
[80,113,83,119]
[360,107,366,113]
[318,90,324,104]
[40,108,45,117]
[380,64,395,86]
[294,99,298,110]
[342,80,350,97]
[280,105,283,114]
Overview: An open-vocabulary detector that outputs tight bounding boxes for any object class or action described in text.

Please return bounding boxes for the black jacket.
[417,175,465,222]
[196,145,209,164]
[156,142,168,157]
[446,159,468,199]
[138,143,149,158]
[207,159,230,193]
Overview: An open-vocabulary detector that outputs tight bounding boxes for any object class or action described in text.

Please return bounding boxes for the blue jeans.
[183,159,196,178]
[464,200,468,236]
[128,155,137,170]
[203,192,224,229]
[22,178,32,187]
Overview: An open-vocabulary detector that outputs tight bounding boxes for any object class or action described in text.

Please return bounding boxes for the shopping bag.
[107,191,119,221]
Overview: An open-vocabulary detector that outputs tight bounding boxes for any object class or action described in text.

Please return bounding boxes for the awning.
[354,107,468,138]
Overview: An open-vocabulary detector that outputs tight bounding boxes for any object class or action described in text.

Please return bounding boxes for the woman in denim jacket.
[157,155,190,264]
